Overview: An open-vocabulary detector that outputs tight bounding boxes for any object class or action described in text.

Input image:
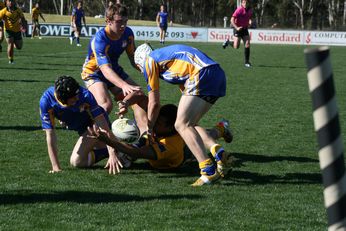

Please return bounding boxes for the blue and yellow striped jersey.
[143,44,217,92]
[82,26,135,79]
[39,87,105,131]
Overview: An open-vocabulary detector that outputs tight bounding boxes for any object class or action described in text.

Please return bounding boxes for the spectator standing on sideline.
[156,4,169,44]
[69,0,86,47]
[222,0,252,68]
[0,0,27,64]
[31,2,45,39]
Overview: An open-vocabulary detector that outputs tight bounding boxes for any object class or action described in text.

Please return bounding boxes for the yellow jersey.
[0,6,24,32]
[32,7,40,20]
[149,134,185,169]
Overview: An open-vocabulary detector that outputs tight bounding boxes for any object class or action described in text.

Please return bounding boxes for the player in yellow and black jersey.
[88,104,234,175]
[0,0,26,64]
[0,0,5,52]
[31,2,45,39]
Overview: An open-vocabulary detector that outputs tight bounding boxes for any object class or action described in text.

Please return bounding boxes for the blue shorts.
[183,64,226,97]
[160,23,167,31]
[83,66,129,89]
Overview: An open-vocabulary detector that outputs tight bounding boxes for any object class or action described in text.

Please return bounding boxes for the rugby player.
[134,43,231,186]
[31,2,45,39]
[69,0,86,47]
[39,76,122,174]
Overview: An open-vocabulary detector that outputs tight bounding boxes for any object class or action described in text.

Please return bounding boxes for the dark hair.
[159,104,177,129]
[106,3,128,21]
[54,76,80,104]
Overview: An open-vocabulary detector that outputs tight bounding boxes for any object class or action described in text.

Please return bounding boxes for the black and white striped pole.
[305,46,346,230]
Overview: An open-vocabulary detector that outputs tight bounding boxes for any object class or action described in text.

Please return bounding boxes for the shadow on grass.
[224,170,322,185]
[257,64,306,69]
[232,152,319,165]
[0,126,66,131]
[0,190,202,205]
[0,78,51,83]
[0,67,76,71]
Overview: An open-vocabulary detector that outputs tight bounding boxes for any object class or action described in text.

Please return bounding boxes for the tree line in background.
[20,0,346,30]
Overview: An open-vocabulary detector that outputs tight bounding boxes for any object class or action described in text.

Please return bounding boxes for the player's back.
[151,44,218,69]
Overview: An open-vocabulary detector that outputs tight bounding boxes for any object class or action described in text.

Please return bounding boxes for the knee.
[101,101,113,114]
[175,119,189,133]
[70,152,89,168]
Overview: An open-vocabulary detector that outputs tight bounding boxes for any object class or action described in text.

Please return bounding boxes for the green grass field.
[1,37,346,230]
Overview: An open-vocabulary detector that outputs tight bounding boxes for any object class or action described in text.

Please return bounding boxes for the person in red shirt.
[223,0,253,67]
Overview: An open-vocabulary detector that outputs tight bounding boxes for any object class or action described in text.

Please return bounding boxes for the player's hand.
[87,125,111,144]
[236,26,242,31]
[104,153,123,175]
[117,100,129,117]
[49,168,62,174]
[121,83,141,96]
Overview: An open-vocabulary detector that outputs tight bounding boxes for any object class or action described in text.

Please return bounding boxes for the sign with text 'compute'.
[28,23,346,46]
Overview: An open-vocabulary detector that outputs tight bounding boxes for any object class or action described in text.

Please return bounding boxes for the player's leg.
[243,34,251,67]
[70,132,109,167]
[37,23,42,39]
[88,81,114,114]
[6,36,15,64]
[14,35,23,50]
[196,125,233,177]
[0,24,3,52]
[31,24,36,38]
[159,27,164,43]
[76,26,81,46]
[175,95,220,186]
[69,25,75,44]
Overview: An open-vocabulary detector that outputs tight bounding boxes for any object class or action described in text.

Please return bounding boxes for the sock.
[199,158,216,176]
[245,47,250,63]
[93,148,109,163]
[70,31,75,38]
[76,37,80,44]
[210,144,224,162]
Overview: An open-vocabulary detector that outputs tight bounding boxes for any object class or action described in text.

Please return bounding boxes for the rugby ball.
[111,118,140,143]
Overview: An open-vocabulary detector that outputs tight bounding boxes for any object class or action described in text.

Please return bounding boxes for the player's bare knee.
[101,101,113,114]
[70,153,88,168]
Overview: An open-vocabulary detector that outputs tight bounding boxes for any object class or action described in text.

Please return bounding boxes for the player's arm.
[88,125,157,160]
[100,64,141,96]
[156,13,160,26]
[40,13,45,22]
[147,90,160,135]
[94,114,123,174]
[94,39,141,95]
[45,129,62,173]
[82,15,86,27]
[231,16,240,30]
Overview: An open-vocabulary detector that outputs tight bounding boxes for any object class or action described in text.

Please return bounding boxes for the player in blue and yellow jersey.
[0,0,26,64]
[39,76,122,174]
[31,2,45,39]
[69,0,86,47]
[156,4,169,44]
[134,43,232,186]
[81,3,147,134]
[0,0,5,52]
[88,104,233,172]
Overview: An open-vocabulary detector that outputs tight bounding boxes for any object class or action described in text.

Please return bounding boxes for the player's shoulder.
[124,26,134,35]
[40,87,55,106]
